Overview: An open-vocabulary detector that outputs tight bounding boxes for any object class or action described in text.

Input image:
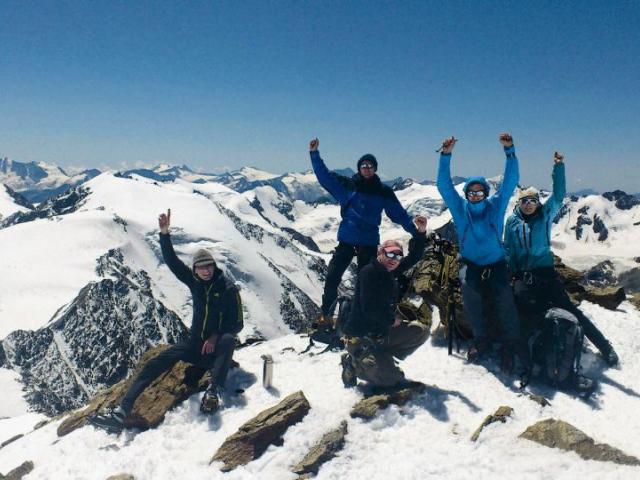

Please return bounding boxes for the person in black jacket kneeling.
[90,209,243,433]
[341,216,428,388]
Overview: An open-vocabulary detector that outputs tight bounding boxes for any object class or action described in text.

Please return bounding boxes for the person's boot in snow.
[200,385,221,414]
[600,342,619,367]
[88,406,127,434]
[341,353,357,388]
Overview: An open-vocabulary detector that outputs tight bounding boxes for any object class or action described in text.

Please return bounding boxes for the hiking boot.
[200,385,221,414]
[467,340,490,363]
[601,344,619,367]
[573,374,597,395]
[340,353,357,388]
[88,406,127,434]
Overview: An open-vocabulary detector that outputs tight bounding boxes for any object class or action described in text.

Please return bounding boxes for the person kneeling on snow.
[504,151,618,366]
[436,134,529,372]
[340,216,428,388]
[89,209,243,433]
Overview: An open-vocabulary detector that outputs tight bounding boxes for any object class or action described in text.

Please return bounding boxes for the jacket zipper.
[201,284,214,340]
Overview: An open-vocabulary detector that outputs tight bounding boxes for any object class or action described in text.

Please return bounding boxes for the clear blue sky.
[1,1,638,191]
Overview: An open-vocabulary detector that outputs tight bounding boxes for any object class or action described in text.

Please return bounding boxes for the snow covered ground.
[1,301,639,479]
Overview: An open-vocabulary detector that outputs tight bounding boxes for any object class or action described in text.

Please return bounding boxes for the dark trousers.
[513,270,611,354]
[321,242,377,315]
[120,334,236,414]
[459,260,521,344]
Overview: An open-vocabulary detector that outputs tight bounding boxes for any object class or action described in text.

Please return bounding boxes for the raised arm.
[396,216,428,275]
[491,133,520,215]
[384,192,419,236]
[436,136,465,223]
[542,152,566,219]
[309,138,349,204]
[158,209,194,287]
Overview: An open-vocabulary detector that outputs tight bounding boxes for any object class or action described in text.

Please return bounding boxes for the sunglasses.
[520,197,539,206]
[359,163,375,169]
[467,190,486,199]
[383,250,404,260]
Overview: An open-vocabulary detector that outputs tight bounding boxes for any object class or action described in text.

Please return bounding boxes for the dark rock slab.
[0,434,24,449]
[105,474,135,480]
[1,461,34,480]
[57,345,208,436]
[291,421,348,476]
[211,391,311,472]
[520,419,640,466]
[350,382,427,420]
[470,406,513,442]
[582,286,626,311]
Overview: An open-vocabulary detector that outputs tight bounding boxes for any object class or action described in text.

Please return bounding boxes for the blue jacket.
[310,150,417,246]
[504,163,566,272]
[437,146,519,266]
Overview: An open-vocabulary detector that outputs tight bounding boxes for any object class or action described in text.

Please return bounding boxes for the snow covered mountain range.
[1,159,640,479]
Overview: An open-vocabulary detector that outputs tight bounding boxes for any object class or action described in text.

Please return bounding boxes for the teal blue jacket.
[437,146,519,266]
[504,163,566,272]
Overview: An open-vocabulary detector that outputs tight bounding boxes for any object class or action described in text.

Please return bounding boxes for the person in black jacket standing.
[341,216,428,388]
[89,209,243,433]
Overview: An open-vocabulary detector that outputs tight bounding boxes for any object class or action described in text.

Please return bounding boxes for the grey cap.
[192,249,216,269]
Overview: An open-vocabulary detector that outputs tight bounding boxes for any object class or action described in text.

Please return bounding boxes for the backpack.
[529,307,584,387]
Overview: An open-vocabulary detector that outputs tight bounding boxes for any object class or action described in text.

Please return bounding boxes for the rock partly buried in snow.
[519,419,640,466]
[0,434,24,449]
[210,391,311,472]
[57,345,208,436]
[582,286,626,311]
[291,421,348,476]
[0,460,34,480]
[584,260,618,288]
[105,474,135,480]
[630,293,640,311]
[470,406,513,442]
[350,382,427,420]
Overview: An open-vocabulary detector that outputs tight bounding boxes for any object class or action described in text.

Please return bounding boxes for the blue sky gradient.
[1,1,638,191]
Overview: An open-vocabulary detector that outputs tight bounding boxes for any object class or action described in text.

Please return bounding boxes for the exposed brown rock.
[105,475,135,480]
[350,382,427,420]
[470,406,513,442]
[211,391,311,472]
[521,392,551,408]
[291,421,348,476]
[582,286,626,310]
[1,461,34,480]
[629,293,640,310]
[57,345,209,436]
[0,434,23,449]
[520,418,640,466]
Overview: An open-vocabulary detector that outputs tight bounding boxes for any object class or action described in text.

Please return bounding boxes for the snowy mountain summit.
[0,166,639,479]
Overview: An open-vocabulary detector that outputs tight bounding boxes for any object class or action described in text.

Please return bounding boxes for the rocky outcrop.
[520,419,640,466]
[0,185,91,229]
[350,382,427,420]
[584,260,618,288]
[603,190,640,210]
[582,287,626,310]
[0,461,34,480]
[57,345,209,436]
[470,406,513,442]
[2,249,188,415]
[291,421,348,476]
[211,391,311,471]
[105,474,135,480]
[630,293,640,311]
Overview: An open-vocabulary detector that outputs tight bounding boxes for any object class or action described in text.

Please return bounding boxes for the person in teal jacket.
[437,133,527,372]
[504,152,618,366]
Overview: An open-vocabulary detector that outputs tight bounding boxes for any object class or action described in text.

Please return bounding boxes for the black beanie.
[357,154,378,172]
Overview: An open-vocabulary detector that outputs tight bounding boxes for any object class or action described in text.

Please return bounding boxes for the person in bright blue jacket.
[309,138,421,320]
[437,133,527,371]
[505,152,618,366]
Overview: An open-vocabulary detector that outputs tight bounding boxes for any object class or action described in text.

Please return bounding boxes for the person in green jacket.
[504,152,618,366]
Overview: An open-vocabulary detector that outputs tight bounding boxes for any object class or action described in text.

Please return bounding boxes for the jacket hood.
[463,176,491,195]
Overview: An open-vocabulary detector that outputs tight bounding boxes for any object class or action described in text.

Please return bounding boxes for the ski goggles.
[359,163,375,170]
[519,196,539,206]
[466,190,486,199]
[383,249,404,260]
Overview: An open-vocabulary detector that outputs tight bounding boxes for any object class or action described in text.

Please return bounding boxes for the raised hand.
[158,209,171,234]
[414,215,428,233]
[554,151,564,164]
[440,136,457,154]
[309,138,319,152]
[499,133,514,147]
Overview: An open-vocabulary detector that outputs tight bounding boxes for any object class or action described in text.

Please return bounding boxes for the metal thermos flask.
[261,354,273,388]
